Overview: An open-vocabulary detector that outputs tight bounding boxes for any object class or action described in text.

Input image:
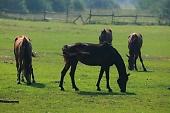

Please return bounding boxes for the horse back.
[14,35,32,61]
[128,33,143,49]
[62,43,118,66]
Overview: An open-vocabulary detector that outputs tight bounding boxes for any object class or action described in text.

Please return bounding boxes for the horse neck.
[114,54,127,79]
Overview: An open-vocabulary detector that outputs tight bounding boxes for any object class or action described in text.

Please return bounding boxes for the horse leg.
[69,61,79,91]
[21,72,24,82]
[105,66,112,92]
[31,66,35,83]
[25,74,31,85]
[139,51,147,71]
[17,63,22,84]
[96,66,104,91]
[134,57,138,71]
[59,63,70,91]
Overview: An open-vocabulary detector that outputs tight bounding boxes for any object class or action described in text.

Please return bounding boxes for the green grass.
[0,19,170,113]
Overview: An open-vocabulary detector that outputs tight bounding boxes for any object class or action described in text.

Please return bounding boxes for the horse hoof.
[27,82,31,85]
[61,88,65,91]
[75,88,79,91]
[144,69,147,72]
[97,88,101,91]
[60,86,65,91]
[108,89,113,93]
[17,82,21,84]
[120,90,126,93]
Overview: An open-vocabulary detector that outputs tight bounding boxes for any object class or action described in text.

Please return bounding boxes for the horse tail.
[22,37,32,83]
[22,37,32,61]
[62,45,79,63]
[62,45,70,63]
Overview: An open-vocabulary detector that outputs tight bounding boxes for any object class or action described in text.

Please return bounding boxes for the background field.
[0,19,170,113]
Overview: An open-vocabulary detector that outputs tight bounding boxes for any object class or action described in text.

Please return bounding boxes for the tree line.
[0,0,169,20]
[0,0,118,13]
[134,0,170,19]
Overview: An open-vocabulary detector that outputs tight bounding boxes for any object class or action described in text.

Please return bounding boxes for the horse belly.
[78,55,112,66]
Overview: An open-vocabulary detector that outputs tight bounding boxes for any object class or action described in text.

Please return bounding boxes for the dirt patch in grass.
[143,55,170,61]
[0,55,14,64]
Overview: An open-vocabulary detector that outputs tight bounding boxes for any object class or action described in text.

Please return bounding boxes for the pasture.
[0,19,170,113]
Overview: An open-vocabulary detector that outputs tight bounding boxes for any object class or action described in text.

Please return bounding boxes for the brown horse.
[14,35,35,84]
[99,28,112,45]
[59,43,129,92]
[127,33,147,71]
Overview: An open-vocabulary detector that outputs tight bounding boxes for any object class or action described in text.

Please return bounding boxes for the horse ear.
[126,54,129,58]
[128,35,130,38]
[15,37,18,41]
[102,29,106,33]
[108,29,112,33]
[133,33,138,38]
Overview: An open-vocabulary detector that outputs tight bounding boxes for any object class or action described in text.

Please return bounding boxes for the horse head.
[117,73,130,92]
[126,54,135,70]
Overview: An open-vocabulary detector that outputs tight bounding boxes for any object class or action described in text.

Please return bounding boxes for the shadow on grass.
[30,82,46,88]
[77,91,136,96]
[137,70,154,73]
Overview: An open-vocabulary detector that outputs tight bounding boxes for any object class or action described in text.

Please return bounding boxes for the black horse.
[127,33,147,71]
[99,28,112,45]
[59,43,129,92]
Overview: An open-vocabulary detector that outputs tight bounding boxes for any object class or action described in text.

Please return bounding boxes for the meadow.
[0,19,170,113]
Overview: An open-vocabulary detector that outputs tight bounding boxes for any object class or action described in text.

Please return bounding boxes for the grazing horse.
[127,33,147,71]
[59,43,129,92]
[99,28,112,45]
[14,35,35,84]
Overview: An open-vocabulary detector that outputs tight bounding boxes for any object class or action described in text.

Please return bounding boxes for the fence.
[0,9,169,25]
[86,9,170,25]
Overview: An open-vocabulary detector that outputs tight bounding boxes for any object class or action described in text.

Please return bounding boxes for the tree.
[134,0,170,18]
[85,0,116,9]
[51,0,66,12]
[25,0,47,13]
[0,0,27,12]
[134,0,170,24]
[72,0,84,11]
[160,0,170,17]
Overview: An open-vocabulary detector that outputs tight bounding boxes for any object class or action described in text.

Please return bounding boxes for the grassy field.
[0,19,170,113]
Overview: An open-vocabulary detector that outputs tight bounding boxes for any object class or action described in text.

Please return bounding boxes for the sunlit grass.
[0,19,170,113]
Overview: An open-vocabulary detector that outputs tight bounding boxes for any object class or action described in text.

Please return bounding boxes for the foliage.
[25,0,48,13]
[85,0,117,9]
[51,0,66,12]
[131,0,170,24]
[0,0,27,12]
[72,0,84,11]
[134,0,170,19]
[0,0,120,13]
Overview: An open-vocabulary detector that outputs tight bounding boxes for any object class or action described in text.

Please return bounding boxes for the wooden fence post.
[89,9,92,24]
[111,10,114,24]
[66,7,69,23]
[134,15,137,24]
[158,15,161,25]
[43,10,47,21]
